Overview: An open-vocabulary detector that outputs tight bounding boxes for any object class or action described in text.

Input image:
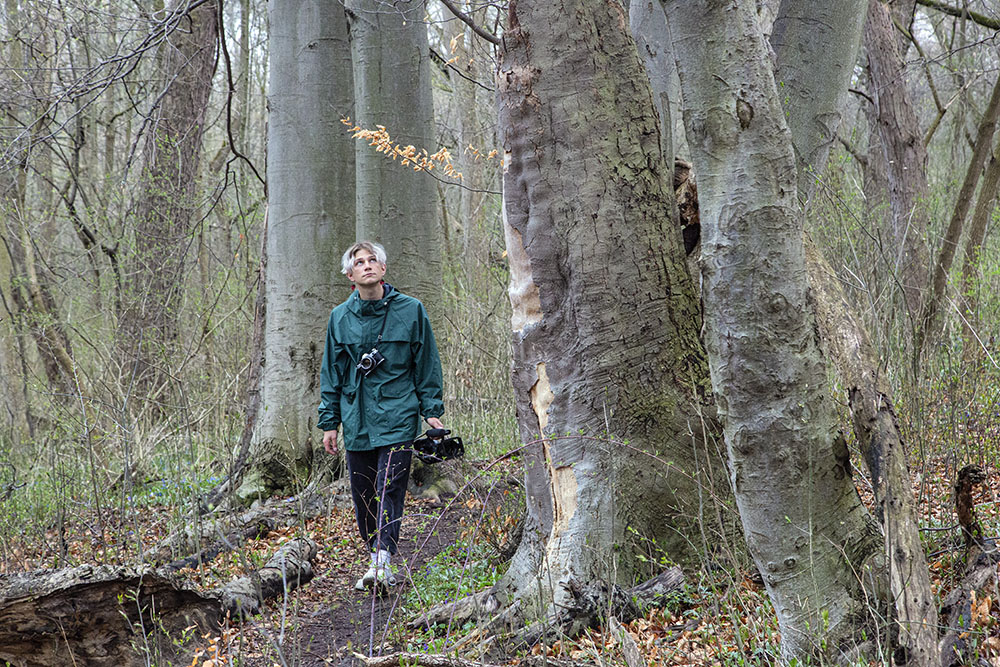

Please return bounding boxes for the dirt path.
[238,491,470,667]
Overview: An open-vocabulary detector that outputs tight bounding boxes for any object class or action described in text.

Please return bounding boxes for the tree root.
[410,566,684,658]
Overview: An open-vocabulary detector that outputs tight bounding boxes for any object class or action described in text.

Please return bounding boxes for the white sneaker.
[356,550,398,590]
[355,566,378,590]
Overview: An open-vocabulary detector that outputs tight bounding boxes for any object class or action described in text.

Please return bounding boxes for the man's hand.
[426,417,445,431]
[323,430,339,455]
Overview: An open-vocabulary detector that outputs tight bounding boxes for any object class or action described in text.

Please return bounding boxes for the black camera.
[357,347,385,377]
[412,428,464,464]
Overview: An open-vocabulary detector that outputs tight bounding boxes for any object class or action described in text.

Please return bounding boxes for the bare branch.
[437,0,501,46]
[915,0,1000,30]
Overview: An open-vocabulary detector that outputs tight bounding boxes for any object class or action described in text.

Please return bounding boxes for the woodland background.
[2,0,1000,665]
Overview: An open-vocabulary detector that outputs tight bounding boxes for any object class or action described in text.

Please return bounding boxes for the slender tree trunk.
[119,0,219,406]
[347,0,442,320]
[665,0,884,661]
[495,0,724,618]
[865,0,932,320]
[959,135,1000,359]
[919,72,1000,351]
[772,2,938,661]
[237,0,355,501]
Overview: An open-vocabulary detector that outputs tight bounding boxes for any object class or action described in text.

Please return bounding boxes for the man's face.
[347,250,386,287]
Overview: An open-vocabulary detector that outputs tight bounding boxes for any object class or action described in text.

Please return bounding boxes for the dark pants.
[345,444,412,555]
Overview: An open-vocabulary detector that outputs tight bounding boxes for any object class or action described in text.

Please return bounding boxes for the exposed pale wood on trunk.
[496,0,723,624]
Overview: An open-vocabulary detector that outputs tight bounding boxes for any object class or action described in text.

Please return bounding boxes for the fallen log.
[0,564,219,667]
[0,538,319,666]
[158,516,275,573]
[217,537,318,618]
[149,486,331,564]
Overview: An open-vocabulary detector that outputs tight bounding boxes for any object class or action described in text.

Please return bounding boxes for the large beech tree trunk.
[495,0,723,618]
[665,0,884,661]
[238,0,355,500]
[347,0,442,320]
[770,0,867,206]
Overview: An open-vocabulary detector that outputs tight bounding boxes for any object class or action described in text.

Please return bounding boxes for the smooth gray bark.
[239,0,355,500]
[497,0,723,619]
[770,0,867,206]
[665,0,884,661]
[629,0,678,169]
[347,0,442,319]
[772,2,938,662]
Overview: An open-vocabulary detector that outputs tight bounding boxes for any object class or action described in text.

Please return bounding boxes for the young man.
[318,241,445,590]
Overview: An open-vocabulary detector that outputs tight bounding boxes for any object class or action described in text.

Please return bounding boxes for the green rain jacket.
[317,285,444,451]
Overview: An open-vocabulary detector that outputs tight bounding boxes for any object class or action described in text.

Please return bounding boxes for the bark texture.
[665,0,884,660]
[119,0,218,401]
[770,0,867,205]
[239,0,355,500]
[958,133,1000,356]
[497,0,722,620]
[772,3,938,661]
[347,0,443,320]
[805,239,937,665]
[0,565,220,667]
[865,0,931,318]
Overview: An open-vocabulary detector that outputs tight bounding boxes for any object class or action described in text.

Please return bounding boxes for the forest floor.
[5,403,1000,666]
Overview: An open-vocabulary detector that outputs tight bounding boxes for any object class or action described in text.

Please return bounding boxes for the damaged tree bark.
[495,0,723,628]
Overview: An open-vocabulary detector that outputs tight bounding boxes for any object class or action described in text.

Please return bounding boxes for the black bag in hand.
[412,428,464,464]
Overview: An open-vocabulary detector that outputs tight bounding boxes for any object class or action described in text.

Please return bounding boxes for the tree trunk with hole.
[237,0,355,501]
[118,0,218,407]
[665,0,885,661]
[347,0,443,321]
[495,0,725,622]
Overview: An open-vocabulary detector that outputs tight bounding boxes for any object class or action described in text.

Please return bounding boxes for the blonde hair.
[341,241,387,275]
